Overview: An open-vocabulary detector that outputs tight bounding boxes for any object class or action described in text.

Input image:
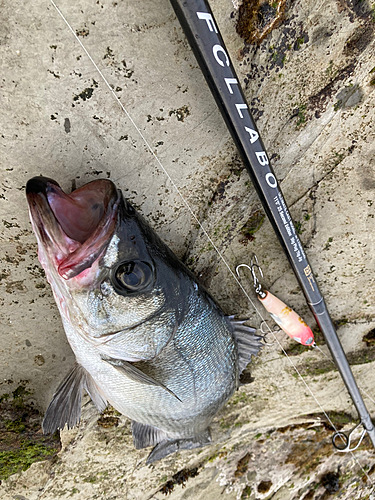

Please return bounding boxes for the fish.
[26,176,262,463]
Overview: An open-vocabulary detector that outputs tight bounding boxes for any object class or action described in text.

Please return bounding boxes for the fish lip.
[26,177,70,258]
[26,176,60,196]
[26,176,120,280]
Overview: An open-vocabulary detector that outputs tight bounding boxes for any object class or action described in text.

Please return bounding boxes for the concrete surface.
[1,0,375,498]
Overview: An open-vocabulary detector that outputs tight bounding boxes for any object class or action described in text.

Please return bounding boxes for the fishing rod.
[169,0,375,450]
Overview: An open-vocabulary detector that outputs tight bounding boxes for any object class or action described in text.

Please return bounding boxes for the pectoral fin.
[101,355,182,402]
[84,371,107,413]
[43,362,107,434]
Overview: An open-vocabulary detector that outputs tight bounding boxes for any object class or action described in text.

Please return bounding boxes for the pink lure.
[258,291,314,346]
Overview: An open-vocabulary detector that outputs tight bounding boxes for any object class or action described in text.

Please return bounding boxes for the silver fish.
[26,176,261,463]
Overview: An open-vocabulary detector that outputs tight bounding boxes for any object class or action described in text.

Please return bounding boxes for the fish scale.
[69,283,236,434]
[26,176,262,462]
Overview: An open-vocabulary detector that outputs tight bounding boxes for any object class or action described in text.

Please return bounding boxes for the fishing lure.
[236,258,375,452]
[236,256,315,347]
[47,0,375,456]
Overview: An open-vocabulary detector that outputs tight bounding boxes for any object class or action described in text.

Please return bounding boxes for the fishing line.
[48,0,373,483]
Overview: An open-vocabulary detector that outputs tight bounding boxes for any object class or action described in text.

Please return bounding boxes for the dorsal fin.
[227,316,263,374]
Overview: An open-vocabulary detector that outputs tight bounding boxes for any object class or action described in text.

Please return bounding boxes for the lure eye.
[112,260,154,293]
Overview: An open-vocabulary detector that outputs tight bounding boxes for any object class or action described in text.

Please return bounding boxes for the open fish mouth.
[26,177,120,279]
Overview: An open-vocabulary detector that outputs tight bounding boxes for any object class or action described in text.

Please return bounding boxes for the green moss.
[326,60,334,76]
[326,411,354,428]
[0,393,9,403]
[0,441,58,480]
[83,474,97,483]
[308,362,333,376]
[220,418,231,429]
[296,105,307,127]
[334,100,342,111]
[284,342,307,356]
[207,451,219,462]
[4,419,26,433]
[241,485,252,499]
[240,210,265,241]
[347,346,375,365]
[294,221,304,234]
[12,384,32,402]
[333,151,345,166]
[324,237,333,250]
[228,391,249,406]
[295,37,305,49]
[0,382,60,481]
[334,317,348,328]
[296,346,375,378]
[313,328,325,345]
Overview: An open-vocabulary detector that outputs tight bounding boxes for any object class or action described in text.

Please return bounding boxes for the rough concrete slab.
[1,0,375,497]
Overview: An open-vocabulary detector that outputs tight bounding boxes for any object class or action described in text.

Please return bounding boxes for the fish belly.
[62,297,237,438]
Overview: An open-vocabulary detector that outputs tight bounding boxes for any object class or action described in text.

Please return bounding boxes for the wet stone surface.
[1,0,375,498]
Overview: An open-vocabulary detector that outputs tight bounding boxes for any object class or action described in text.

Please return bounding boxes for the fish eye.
[112,260,154,293]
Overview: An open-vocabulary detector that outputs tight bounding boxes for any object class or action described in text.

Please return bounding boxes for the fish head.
[26,177,187,354]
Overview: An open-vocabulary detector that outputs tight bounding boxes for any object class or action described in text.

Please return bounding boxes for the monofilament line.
[48,0,373,484]
[48,0,264,317]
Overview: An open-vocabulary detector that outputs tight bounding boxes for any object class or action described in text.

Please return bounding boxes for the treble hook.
[259,321,278,345]
[332,422,368,452]
[236,255,315,347]
[236,256,266,299]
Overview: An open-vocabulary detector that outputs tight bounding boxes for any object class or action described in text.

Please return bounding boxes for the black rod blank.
[169,0,375,448]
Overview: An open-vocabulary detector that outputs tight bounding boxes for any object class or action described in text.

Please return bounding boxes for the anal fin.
[102,355,181,402]
[227,316,263,374]
[43,362,107,434]
[131,421,169,449]
[146,429,212,464]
